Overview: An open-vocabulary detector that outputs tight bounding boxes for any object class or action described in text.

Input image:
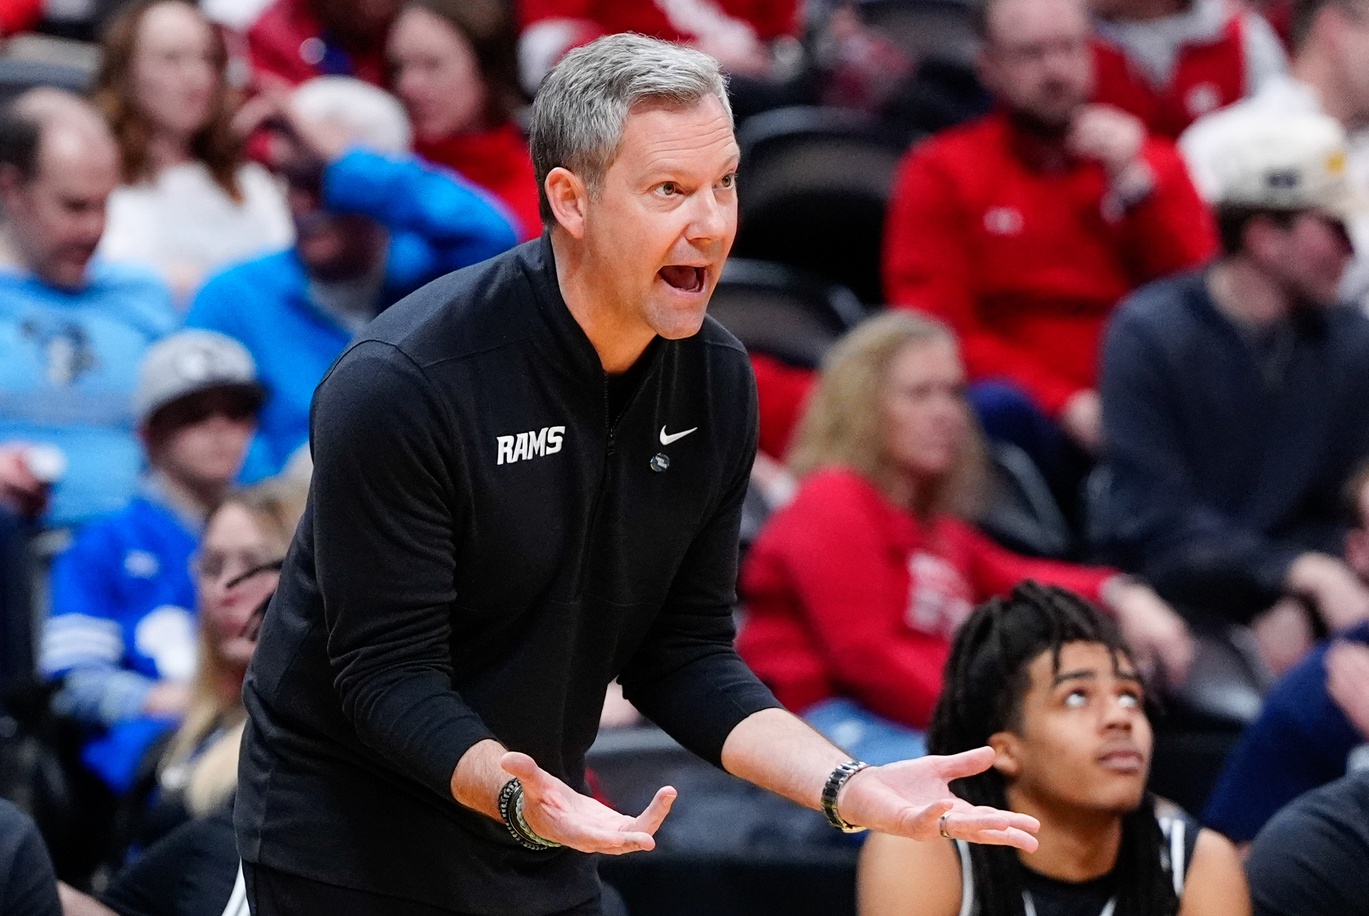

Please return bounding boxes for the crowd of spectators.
[0,0,1365,913]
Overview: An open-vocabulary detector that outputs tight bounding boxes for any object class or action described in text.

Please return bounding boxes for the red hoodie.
[737,467,1113,729]
[882,111,1215,416]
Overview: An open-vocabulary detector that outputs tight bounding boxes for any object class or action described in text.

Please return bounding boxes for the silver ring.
[939,812,952,839]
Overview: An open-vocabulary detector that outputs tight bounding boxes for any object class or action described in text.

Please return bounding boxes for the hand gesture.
[1067,105,1147,182]
[1327,640,1369,740]
[836,747,1039,850]
[501,752,676,855]
[0,443,49,519]
[1105,577,1195,687]
[1060,389,1103,453]
[1287,553,1369,632]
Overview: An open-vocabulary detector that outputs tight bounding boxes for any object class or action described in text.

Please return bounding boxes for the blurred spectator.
[1199,463,1369,844]
[1095,110,1369,672]
[0,89,177,526]
[0,798,61,916]
[1181,0,1369,306]
[41,330,263,794]
[133,478,303,846]
[883,0,1215,520]
[0,0,41,38]
[92,0,293,304]
[244,0,400,88]
[736,312,1192,766]
[388,0,540,240]
[49,482,303,916]
[1243,770,1369,916]
[857,582,1247,916]
[1090,0,1286,138]
[516,0,808,117]
[186,77,517,482]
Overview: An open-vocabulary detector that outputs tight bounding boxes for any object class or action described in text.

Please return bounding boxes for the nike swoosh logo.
[659,426,698,446]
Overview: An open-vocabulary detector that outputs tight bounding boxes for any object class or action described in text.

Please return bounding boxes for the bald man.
[0,88,177,526]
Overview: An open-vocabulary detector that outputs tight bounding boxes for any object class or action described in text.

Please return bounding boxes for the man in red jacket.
[1090,0,1286,139]
[883,0,1215,519]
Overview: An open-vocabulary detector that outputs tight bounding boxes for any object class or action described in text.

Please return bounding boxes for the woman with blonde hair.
[736,312,1193,765]
[142,478,305,839]
[93,0,292,301]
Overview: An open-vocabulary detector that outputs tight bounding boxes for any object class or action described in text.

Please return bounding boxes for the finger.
[500,751,539,780]
[891,798,955,838]
[591,830,658,855]
[629,785,677,837]
[933,746,997,780]
[963,826,1041,852]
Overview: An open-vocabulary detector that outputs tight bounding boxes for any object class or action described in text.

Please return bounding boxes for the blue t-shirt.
[0,262,177,524]
[187,147,517,481]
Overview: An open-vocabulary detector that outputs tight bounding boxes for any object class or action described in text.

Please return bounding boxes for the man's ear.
[544,167,589,239]
[987,731,1021,779]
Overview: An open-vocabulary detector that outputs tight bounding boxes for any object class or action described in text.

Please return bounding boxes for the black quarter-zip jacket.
[235,236,781,914]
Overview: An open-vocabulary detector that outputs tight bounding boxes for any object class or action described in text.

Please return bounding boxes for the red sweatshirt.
[246,0,389,88]
[0,0,41,36]
[1091,19,1247,139]
[882,112,1215,417]
[517,0,801,43]
[737,467,1112,729]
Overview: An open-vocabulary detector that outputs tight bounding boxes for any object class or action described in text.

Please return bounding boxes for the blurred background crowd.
[0,0,1366,913]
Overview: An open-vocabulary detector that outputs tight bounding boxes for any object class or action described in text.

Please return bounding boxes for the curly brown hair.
[93,0,245,201]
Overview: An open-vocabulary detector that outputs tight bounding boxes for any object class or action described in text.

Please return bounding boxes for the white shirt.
[99,161,295,303]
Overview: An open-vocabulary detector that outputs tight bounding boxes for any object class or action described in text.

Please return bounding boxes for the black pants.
[243,862,612,916]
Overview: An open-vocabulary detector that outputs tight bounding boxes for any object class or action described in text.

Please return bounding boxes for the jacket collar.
[520,233,667,389]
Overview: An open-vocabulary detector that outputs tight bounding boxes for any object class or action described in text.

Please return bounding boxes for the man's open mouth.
[658,265,706,293]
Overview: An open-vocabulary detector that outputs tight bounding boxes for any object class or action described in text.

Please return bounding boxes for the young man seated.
[857,581,1248,916]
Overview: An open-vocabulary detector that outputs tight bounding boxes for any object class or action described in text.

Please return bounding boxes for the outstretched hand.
[837,747,1039,851]
[501,752,676,855]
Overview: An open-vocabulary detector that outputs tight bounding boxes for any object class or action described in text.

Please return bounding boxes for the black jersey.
[955,808,1201,916]
[235,236,781,915]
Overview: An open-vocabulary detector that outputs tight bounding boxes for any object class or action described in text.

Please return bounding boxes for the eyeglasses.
[190,550,284,585]
[235,559,286,642]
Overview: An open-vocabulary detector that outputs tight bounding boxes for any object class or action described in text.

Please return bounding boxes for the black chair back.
[707,258,867,369]
[734,106,913,305]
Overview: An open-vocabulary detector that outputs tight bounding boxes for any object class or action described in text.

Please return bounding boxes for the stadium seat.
[857,0,980,69]
[733,107,914,305]
[0,56,93,107]
[707,258,868,368]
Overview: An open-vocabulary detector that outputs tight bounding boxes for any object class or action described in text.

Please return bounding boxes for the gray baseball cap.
[135,330,265,425]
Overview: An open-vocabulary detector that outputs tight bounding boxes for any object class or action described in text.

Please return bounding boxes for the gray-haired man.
[236,34,1038,916]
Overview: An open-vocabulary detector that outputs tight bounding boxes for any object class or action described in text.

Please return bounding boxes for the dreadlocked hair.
[926,581,1176,916]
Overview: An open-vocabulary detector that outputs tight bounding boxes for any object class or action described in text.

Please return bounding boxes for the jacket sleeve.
[322,148,519,274]
[883,147,1083,415]
[1098,303,1298,611]
[43,528,154,727]
[617,368,782,766]
[1113,141,1217,285]
[308,341,497,798]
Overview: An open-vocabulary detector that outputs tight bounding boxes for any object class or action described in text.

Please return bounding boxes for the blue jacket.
[187,148,518,481]
[1204,622,1369,842]
[42,493,199,793]
[0,262,177,523]
[42,494,199,725]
